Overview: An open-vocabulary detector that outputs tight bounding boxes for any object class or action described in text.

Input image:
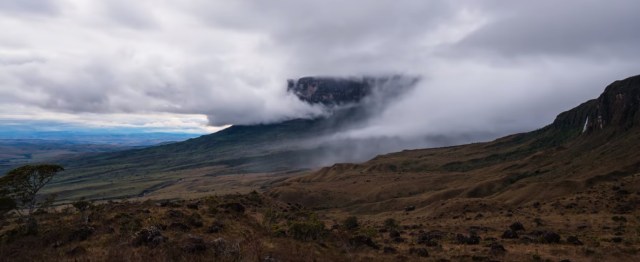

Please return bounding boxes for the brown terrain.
[1,75,639,261]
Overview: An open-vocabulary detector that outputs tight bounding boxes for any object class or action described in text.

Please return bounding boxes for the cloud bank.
[0,0,639,141]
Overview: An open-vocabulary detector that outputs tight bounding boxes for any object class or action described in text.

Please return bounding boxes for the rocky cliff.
[550,74,640,133]
[287,76,419,107]
[287,77,373,105]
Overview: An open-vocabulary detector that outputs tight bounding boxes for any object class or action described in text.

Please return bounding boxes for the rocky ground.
[1,173,638,262]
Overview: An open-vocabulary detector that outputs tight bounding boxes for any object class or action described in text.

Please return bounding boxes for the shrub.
[0,191,16,219]
[72,197,93,225]
[343,216,359,230]
[289,219,326,241]
[115,213,142,235]
[383,218,399,230]
[247,190,263,205]
[263,208,283,227]
[72,198,92,213]
[359,227,378,238]
[270,225,287,237]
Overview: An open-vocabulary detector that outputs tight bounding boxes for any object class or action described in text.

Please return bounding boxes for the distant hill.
[0,139,139,175]
[0,124,200,146]
[270,74,640,213]
[0,126,201,175]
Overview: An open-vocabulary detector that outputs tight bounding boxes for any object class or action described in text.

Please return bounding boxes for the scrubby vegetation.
[1,176,640,262]
[0,192,387,261]
[2,167,640,262]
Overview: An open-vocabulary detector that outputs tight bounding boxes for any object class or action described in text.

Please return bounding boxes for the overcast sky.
[1,0,639,138]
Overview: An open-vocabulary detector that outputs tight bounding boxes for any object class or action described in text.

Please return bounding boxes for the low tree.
[0,164,64,234]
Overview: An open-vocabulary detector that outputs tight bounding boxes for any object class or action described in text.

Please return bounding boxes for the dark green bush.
[289,219,326,241]
[343,216,359,230]
[383,218,398,230]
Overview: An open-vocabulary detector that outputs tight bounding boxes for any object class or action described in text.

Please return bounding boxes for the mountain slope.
[270,75,640,213]
[45,76,421,201]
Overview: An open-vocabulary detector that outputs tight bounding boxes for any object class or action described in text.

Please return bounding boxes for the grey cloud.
[100,0,158,29]
[191,0,459,75]
[0,0,59,16]
[455,0,640,59]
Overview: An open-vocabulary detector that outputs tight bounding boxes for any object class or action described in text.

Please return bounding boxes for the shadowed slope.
[270,75,640,214]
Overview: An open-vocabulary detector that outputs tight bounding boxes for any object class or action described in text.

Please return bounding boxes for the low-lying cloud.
[0,0,639,142]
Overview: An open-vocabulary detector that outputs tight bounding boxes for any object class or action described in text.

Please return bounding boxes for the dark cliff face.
[550,75,640,134]
[287,76,419,107]
[287,77,373,106]
[593,76,640,131]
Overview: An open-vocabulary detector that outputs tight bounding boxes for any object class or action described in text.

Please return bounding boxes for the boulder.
[501,230,518,239]
[131,226,166,247]
[542,231,561,243]
[509,222,525,232]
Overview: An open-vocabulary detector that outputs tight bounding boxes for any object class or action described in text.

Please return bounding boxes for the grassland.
[2,176,639,262]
